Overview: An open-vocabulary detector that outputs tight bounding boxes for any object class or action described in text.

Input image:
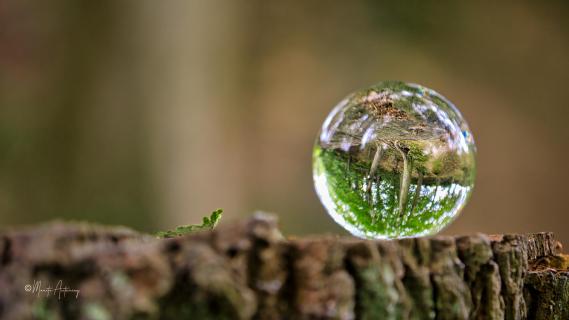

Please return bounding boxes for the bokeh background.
[1,1,568,243]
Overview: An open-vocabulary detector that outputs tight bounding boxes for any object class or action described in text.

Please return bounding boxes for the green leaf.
[155,209,223,238]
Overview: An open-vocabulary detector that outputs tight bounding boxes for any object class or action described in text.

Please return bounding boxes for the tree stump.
[0,214,567,319]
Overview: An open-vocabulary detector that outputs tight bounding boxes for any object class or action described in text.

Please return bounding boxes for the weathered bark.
[0,215,567,320]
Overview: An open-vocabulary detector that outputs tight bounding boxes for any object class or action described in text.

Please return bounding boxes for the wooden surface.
[0,214,567,319]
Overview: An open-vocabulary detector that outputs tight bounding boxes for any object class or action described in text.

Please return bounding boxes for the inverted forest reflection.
[313,81,475,239]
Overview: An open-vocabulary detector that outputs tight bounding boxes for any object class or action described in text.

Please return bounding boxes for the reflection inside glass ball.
[313,81,476,239]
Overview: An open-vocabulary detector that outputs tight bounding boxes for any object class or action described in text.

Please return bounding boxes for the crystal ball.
[313,81,476,239]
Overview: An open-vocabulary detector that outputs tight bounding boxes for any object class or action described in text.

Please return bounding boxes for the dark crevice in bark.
[275,246,295,318]
[1,237,11,266]
[429,272,439,320]
[523,284,538,320]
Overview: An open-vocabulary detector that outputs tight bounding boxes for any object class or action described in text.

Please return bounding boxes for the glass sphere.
[313,81,476,239]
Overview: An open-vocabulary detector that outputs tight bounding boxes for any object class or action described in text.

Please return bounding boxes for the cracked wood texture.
[0,215,567,320]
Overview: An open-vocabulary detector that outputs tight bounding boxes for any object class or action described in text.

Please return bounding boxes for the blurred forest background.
[1,1,568,243]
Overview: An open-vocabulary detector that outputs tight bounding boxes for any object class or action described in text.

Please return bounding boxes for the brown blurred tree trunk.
[0,215,567,319]
[0,1,154,229]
